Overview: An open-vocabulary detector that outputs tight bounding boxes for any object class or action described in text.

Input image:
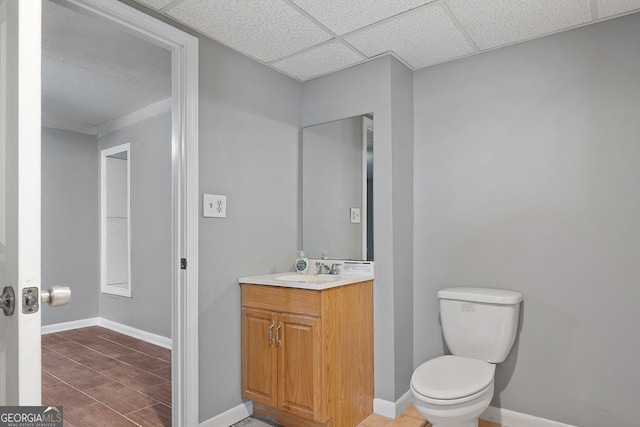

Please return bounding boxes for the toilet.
[411,287,523,427]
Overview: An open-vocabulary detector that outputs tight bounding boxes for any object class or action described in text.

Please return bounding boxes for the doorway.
[39,0,198,424]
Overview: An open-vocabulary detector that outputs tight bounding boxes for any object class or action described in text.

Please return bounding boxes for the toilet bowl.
[411,355,495,427]
[411,287,523,427]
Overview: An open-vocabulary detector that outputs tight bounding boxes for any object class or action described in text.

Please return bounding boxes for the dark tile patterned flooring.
[42,326,171,427]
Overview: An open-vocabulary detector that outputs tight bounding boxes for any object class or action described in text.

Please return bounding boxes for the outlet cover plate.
[350,207,361,224]
[203,194,227,218]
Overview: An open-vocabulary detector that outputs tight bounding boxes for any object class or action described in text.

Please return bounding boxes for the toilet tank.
[438,287,523,363]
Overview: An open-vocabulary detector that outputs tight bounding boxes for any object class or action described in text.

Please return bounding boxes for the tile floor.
[41,326,172,427]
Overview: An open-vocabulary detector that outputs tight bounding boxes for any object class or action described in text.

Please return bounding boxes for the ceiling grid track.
[438,0,480,53]
[333,1,441,41]
[268,0,371,66]
[279,0,338,39]
[158,0,184,14]
[127,0,640,81]
[590,0,599,20]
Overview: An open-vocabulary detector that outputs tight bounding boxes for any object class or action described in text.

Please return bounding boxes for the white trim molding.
[97,318,171,349]
[56,1,200,425]
[373,390,412,419]
[481,406,578,427]
[41,317,100,334]
[41,317,172,349]
[97,97,172,138]
[100,143,132,298]
[376,391,577,427]
[42,114,98,135]
[199,401,253,427]
[42,97,172,138]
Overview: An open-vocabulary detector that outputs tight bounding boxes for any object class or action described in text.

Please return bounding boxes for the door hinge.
[181,258,187,270]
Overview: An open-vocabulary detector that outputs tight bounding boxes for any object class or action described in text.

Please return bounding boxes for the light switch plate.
[203,194,227,218]
[350,207,361,224]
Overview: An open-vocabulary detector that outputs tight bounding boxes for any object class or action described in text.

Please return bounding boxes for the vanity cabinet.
[241,281,373,427]
[242,308,320,419]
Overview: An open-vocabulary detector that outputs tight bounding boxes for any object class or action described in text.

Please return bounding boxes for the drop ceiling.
[133,0,640,81]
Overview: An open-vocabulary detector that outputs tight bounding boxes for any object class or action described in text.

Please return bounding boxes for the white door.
[0,0,42,405]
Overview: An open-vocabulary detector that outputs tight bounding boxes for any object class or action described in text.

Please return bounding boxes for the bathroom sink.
[240,270,374,290]
[275,274,340,283]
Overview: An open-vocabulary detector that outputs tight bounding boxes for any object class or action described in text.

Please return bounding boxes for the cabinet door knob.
[275,322,282,346]
[268,320,275,346]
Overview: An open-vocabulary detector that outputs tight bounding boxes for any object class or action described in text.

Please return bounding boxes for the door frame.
[55,0,200,424]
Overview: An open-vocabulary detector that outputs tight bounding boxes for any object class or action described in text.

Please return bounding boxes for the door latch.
[22,287,39,314]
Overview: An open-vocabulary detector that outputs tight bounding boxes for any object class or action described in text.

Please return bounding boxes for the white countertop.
[239,272,374,291]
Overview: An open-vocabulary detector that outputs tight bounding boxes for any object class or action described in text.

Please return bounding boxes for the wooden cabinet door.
[277,313,321,420]
[242,308,277,406]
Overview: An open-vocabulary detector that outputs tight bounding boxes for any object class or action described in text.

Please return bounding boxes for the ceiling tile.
[134,0,174,10]
[344,5,474,69]
[447,0,592,50]
[271,42,366,81]
[289,0,433,36]
[166,0,332,62]
[597,0,640,18]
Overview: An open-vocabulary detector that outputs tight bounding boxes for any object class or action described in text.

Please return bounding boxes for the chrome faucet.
[316,262,341,275]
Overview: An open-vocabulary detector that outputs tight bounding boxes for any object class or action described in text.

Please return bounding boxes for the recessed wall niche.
[101,143,131,297]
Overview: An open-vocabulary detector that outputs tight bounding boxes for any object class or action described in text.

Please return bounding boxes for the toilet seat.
[411,355,495,405]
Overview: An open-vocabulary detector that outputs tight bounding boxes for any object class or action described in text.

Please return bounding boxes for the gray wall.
[302,117,363,260]
[98,111,172,338]
[119,2,301,421]
[42,128,100,326]
[413,13,640,427]
[41,116,171,340]
[197,35,300,422]
[302,56,414,401]
[390,59,414,398]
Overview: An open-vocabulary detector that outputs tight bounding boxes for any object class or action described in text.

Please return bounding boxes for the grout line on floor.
[46,334,170,382]
[43,327,172,426]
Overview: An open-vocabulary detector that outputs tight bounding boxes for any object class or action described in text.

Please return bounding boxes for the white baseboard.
[199,401,253,427]
[377,390,577,427]
[97,318,171,349]
[41,317,172,350]
[373,390,412,419]
[481,406,578,427]
[41,317,99,334]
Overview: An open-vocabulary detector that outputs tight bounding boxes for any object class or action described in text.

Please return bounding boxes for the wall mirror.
[301,114,373,261]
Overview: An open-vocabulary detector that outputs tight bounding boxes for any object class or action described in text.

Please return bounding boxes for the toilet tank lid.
[438,287,523,304]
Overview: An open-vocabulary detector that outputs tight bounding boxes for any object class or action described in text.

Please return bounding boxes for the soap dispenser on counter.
[295,251,309,274]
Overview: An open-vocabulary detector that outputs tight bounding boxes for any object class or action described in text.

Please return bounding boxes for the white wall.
[42,127,100,326]
[413,13,640,426]
[98,111,172,338]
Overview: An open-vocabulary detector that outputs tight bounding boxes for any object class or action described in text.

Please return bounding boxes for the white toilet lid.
[411,355,495,400]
